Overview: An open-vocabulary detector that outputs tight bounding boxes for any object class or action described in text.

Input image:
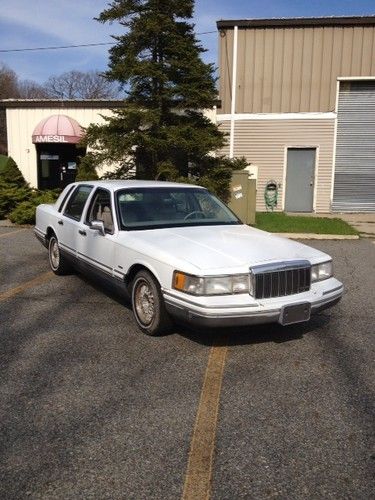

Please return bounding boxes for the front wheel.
[48,235,71,275]
[131,270,173,336]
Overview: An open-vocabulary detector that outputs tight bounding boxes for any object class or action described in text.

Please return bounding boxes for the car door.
[58,184,94,259]
[76,187,117,279]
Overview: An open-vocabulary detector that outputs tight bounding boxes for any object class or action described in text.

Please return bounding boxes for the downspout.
[229,25,238,159]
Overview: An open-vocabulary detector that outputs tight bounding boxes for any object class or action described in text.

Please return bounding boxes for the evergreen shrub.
[0,155,32,219]
[8,190,58,225]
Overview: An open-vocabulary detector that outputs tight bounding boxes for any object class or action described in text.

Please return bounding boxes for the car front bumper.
[162,278,343,328]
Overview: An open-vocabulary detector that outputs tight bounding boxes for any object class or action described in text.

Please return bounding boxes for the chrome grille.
[251,261,311,299]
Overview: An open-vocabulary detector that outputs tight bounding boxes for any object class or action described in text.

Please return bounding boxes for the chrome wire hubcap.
[50,240,60,269]
[135,280,155,326]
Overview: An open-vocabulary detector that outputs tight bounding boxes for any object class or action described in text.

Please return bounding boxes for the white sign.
[40,154,59,160]
[34,135,69,143]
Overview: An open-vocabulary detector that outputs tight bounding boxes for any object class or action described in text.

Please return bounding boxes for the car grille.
[251,261,311,299]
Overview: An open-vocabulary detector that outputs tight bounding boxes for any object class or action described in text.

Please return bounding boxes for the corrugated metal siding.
[332,81,375,212]
[219,25,375,114]
[219,118,335,212]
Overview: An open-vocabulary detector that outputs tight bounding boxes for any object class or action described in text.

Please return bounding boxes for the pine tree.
[83,0,246,200]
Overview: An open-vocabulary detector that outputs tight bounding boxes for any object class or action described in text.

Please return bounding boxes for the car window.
[116,187,240,230]
[64,185,93,221]
[86,188,114,233]
[57,184,76,213]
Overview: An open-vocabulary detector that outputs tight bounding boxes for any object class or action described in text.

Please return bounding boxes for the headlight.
[173,271,249,296]
[311,261,333,282]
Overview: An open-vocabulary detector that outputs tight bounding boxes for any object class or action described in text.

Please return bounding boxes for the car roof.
[72,180,206,191]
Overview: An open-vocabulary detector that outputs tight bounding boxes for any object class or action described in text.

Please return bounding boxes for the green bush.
[0,181,31,219]
[8,190,58,225]
[0,155,28,187]
[0,155,32,219]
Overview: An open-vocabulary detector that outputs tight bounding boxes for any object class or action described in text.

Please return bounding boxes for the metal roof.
[217,15,375,29]
[0,99,126,109]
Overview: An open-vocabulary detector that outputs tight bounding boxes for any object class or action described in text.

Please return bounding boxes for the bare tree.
[0,63,46,99]
[0,64,20,153]
[0,63,20,99]
[44,70,120,99]
[18,79,49,98]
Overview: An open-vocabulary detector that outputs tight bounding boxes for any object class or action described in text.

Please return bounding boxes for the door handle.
[58,220,63,225]
[78,229,87,236]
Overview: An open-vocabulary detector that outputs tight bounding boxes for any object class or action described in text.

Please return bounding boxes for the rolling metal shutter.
[332,81,375,212]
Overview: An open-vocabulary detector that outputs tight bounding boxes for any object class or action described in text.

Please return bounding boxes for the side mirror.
[90,220,105,236]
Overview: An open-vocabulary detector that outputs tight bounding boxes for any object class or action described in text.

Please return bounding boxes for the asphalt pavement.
[0,228,374,499]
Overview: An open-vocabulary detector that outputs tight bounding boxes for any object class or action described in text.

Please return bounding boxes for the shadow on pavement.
[76,268,332,348]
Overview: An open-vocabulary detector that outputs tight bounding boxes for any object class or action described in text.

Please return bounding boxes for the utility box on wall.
[228,170,256,225]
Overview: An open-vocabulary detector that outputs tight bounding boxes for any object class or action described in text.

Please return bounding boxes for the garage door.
[332,81,375,212]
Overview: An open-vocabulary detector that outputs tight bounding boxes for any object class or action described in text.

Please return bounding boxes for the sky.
[0,0,374,85]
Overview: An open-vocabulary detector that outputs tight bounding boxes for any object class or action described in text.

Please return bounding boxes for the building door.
[36,144,85,190]
[332,81,375,212]
[285,148,316,212]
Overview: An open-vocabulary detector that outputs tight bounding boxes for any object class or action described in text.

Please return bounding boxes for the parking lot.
[0,227,374,499]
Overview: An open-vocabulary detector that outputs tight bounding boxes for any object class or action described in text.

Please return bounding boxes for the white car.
[35,180,343,335]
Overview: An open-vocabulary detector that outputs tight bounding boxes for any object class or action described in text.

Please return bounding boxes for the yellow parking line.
[0,228,28,238]
[182,339,228,500]
[0,271,53,302]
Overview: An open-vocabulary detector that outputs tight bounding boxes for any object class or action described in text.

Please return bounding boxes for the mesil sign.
[32,114,83,144]
[33,135,75,143]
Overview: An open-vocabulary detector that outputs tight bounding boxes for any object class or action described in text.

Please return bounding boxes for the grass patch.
[254,212,359,235]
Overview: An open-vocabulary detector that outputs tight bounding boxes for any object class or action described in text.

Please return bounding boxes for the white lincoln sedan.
[35,180,343,335]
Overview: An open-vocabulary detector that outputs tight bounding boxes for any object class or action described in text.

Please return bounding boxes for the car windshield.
[116,187,241,230]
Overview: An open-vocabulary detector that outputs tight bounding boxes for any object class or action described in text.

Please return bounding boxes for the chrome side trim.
[59,242,76,256]
[77,251,112,272]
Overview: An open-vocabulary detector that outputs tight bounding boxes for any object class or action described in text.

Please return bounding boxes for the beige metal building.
[217,16,375,212]
[0,100,125,189]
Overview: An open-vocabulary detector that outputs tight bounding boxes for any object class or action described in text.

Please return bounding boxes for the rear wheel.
[131,270,173,336]
[48,234,71,275]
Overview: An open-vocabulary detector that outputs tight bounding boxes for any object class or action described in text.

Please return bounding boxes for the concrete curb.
[273,233,360,240]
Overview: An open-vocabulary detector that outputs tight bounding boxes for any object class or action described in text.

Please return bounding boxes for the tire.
[131,270,173,336]
[48,234,71,275]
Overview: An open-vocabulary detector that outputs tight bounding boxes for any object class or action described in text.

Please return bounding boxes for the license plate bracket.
[279,302,311,326]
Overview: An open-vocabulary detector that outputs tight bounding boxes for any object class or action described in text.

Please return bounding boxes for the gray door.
[285,148,316,212]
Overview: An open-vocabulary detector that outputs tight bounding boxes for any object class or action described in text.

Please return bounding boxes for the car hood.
[120,224,329,272]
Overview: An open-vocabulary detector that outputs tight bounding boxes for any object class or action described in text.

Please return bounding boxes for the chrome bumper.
[163,282,343,328]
